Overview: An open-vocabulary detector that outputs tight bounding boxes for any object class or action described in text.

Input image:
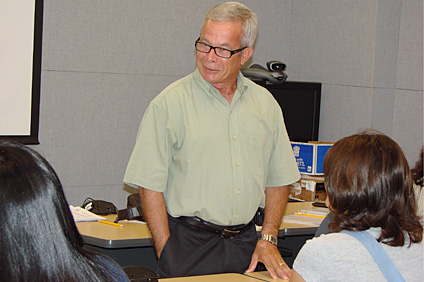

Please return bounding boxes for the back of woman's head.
[412,148,423,186]
[324,131,423,246]
[0,141,116,281]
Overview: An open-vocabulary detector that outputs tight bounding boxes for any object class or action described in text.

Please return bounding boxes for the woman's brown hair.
[324,131,422,246]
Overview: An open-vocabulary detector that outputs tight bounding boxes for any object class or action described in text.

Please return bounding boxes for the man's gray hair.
[201,2,258,48]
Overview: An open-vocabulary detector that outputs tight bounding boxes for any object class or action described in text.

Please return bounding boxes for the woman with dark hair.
[0,141,129,282]
[290,131,423,282]
[412,148,423,220]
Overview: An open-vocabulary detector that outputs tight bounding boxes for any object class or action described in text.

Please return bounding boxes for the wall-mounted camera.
[241,60,288,85]
[267,61,287,72]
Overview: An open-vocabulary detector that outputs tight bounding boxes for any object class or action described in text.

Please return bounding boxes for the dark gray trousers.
[157,215,257,278]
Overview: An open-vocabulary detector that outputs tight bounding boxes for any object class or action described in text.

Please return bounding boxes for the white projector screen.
[0,0,42,144]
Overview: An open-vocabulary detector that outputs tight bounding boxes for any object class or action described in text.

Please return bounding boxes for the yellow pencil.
[98,220,123,227]
[295,212,326,219]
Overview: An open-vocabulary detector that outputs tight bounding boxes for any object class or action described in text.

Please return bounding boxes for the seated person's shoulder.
[302,232,362,257]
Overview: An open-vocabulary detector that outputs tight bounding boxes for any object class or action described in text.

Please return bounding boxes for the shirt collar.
[193,68,249,100]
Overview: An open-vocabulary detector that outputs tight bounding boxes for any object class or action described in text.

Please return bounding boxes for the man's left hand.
[245,240,291,280]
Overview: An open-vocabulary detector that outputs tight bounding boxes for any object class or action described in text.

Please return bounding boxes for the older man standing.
[124,2,299,279]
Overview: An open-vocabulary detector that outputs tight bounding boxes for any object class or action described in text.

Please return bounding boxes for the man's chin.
[200,70,220,84]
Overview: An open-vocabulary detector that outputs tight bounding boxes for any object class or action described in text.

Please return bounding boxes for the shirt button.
[237,190,241,194]
[235,214,239,218]
[233,135,237,140]
[236,162,240,166]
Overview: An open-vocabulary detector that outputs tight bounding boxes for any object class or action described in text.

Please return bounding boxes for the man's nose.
[206,48,218,61]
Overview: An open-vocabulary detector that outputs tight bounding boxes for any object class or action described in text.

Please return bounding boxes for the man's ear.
[240,47,253,65]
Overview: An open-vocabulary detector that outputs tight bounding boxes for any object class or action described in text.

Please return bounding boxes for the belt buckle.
[221,229,240,239]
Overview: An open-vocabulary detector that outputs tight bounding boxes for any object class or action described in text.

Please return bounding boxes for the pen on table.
[98,220,124,227]
[295,212,326,218]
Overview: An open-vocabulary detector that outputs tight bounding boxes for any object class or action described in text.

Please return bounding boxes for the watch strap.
[258,234,278,245]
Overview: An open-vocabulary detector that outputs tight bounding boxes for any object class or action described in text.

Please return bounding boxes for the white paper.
[69,205,106,222]
[297,208,329,217]
[123,219,147,224]
[282,214,324,226]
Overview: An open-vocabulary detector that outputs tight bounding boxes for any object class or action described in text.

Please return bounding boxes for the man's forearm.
[246,185,291,279]
[261,185,290,236]
[139,187,170,257]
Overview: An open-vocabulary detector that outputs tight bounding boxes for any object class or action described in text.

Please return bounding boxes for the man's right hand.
[138,187,170,258]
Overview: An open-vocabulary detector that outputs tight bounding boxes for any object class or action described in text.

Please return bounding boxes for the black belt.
[177,216,253,239]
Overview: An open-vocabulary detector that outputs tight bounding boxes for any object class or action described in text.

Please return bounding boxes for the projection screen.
[0,0,42,144]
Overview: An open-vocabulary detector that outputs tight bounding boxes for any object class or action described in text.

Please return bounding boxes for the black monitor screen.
[254,81,322,142]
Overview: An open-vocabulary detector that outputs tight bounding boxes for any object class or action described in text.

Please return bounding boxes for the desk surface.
[76,202,323,249]
[159,272,288,282]
[76,217,153,248]
[244,271,288,281]
[159,273,258,282]
[278,202,321,236]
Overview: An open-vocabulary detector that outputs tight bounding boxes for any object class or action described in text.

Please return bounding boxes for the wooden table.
[77,202,321,248]
[76,202,325,269]
[159,272,288,281]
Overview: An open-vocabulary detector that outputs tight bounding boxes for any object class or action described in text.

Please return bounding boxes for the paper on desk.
[122,219,147,224]
[70,205,106,222]
[282,214,323,226]
[296,208,329,217]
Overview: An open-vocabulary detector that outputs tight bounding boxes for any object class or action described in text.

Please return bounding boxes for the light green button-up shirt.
[124,69,300,225]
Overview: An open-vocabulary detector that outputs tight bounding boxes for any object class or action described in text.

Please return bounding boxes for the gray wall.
[35,0,423,208]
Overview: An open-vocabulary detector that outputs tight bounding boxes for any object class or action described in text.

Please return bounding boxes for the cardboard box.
[290,174,327,201]
[291,142,333,175]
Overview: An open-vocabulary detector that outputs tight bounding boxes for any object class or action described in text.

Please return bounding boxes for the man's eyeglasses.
[195,38,247,59]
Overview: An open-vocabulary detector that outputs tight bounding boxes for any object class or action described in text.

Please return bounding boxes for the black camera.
[267,61,287,72]
[241,60,288,84]
[82,198,117,215]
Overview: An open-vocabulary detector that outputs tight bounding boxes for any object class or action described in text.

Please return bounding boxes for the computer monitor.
[253,81,322,142]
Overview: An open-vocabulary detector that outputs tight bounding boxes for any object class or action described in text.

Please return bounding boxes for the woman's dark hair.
[324,131,423,247]
[412,148,423,186]
[0,141,123,282]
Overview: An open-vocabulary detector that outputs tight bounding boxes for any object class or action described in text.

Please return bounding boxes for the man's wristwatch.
[258,234,278,246]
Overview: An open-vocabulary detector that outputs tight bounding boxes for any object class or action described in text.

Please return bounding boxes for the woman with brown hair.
[412,148,423,220]
[290,131,423,282]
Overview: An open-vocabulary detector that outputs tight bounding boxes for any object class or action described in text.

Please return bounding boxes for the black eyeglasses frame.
[195,38,247,59]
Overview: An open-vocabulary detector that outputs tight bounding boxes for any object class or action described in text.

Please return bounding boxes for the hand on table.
[245,240,291,280]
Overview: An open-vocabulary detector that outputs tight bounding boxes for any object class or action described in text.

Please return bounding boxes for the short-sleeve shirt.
[124,69,300,225]
[293,228,424,282]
